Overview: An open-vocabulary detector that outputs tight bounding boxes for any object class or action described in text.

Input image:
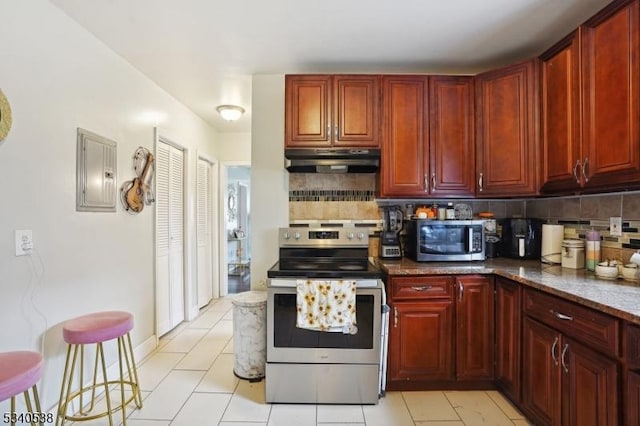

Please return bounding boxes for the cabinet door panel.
[476,60,538,197]
[562,338,619,426]
[285,75,331,146]
[495,278,522,402]
[456,275,494,380]
[627,370,640,426]
[540,31,582,194]
[334,76,379,147]
[429,76,475,196]
[522,317,562,426]
[388,301,453,381]
[582,0,640,190]
[380,76,429,196]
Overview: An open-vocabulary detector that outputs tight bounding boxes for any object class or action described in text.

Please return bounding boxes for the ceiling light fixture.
[216,104,245,121]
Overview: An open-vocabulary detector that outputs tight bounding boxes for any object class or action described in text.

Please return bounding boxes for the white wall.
[0,0,219,411]
[216,132,251,162]
[250,75,289,289]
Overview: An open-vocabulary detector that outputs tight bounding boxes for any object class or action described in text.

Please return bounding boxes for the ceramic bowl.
[595,262,620,280]
[622,263,640,282]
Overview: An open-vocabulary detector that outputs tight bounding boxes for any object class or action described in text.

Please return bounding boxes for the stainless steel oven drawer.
[266,362,380,404]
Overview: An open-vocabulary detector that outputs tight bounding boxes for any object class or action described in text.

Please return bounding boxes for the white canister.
[561,239,585,269]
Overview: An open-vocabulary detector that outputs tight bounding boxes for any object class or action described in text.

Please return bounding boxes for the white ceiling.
[50,0,612,133]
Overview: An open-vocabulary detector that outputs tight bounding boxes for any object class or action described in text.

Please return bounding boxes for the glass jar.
[585,230,601,272]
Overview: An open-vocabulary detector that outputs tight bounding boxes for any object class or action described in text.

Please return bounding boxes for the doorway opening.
[225,165,251,294]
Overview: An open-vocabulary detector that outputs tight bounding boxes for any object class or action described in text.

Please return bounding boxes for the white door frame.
[219,161,251,297]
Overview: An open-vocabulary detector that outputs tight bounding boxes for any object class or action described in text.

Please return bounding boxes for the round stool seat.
[63,311,133,345]
[0,351,43,401]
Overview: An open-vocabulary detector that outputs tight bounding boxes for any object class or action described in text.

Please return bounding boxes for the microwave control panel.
[471,228,483,253]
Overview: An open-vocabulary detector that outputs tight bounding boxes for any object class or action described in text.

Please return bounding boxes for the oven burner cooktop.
[267,226,382,279]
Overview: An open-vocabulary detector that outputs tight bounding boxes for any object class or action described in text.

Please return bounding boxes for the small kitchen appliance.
[380,205,403,259]
[405,219,485,262]
[501,218,543,260]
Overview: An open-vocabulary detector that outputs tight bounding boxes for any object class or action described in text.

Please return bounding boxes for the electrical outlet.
[610,217,623,237]
[15,229,33,256]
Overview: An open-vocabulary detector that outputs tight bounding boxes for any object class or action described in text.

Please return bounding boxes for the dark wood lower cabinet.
[522,317,620,426]
[387,301,454,383]
[628,371,640,425]
[385,275,626,424]
[562,338,618,426]
[456,275,494,380]
[522,317,562,425]
[495,277,522,402]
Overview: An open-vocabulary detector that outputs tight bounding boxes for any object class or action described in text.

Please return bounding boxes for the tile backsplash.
[526,192,640,264]
[288,173,640,262]
[289,173,379,220]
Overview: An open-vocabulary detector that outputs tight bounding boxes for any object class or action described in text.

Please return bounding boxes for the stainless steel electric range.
[266,225,388,404]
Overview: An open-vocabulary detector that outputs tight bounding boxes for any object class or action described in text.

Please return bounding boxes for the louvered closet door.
[155,141,185,336]
[196,158,213,307]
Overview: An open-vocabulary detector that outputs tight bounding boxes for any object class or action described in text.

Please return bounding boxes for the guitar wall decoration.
[121,147,155,213]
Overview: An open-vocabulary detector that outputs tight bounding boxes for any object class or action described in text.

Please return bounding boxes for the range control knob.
[282,231,291,240]
[347,232,355,240]
[357,232,366,240]
[294,232,301,240]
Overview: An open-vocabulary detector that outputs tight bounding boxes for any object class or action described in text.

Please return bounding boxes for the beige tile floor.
[92,297,533,425]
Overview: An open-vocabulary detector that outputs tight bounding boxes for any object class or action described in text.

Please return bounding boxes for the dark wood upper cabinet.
[541,0,640,194]
[540,30,582,194]
[380,75,475,198]
[475,60,539,197]
[380,76,429,197]
[429,76,476,197]
[581,0,640,191]
[285,75,379,148]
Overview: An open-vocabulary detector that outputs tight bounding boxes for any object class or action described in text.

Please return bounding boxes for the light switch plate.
[610,217,623,237]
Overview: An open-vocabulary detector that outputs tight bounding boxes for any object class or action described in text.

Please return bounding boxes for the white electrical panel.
[76,128,117,212]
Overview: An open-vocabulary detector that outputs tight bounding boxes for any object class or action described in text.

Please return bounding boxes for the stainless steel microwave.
[405,219,485,262]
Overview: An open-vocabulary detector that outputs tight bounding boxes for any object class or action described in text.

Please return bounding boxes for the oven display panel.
[309,231,339,240]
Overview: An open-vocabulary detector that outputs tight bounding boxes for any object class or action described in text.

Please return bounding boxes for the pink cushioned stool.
[56,311,142,426]
[0,351,43,426]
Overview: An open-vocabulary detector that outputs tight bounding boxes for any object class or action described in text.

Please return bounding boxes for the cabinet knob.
[431,173,436,191]
[478,172,484,192]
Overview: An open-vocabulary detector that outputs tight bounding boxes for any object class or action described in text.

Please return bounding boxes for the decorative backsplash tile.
[289,189,375,202]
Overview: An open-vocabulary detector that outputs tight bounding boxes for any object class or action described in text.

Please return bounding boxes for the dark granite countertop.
[375,257,640,325]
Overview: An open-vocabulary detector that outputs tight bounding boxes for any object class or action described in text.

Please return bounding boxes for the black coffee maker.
[380,205,403,259]
[501,218,543,259]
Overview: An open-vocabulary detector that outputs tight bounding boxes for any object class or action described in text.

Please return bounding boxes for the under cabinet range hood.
[284,148,380,173]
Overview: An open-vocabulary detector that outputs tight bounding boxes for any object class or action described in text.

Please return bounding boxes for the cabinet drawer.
[523,288,619,357]
[626,323,640,369]
[390,276,454,300]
